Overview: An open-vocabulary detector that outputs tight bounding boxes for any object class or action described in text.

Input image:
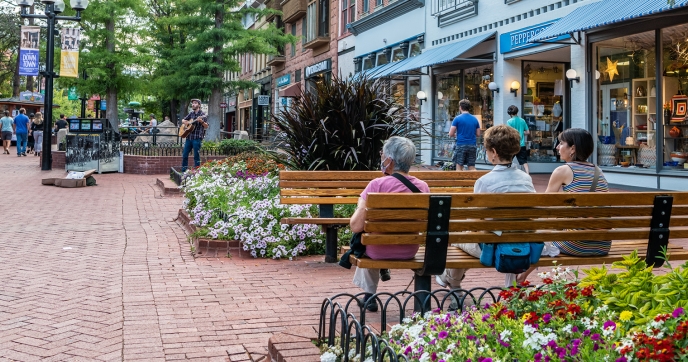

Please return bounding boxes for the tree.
[165,0,294,141]
[0,7,20,97]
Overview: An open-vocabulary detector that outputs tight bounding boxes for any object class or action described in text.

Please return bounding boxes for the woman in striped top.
[517,128,610,283]
[547,128,610,256]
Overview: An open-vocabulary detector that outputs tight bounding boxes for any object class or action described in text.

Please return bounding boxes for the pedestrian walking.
[180,99,209,172]
[506,105,531,174]
[12,108,30,156]
[448,99,481,170]
[27,113,35,154]
[1,111,13,154]
[31,112,44,157]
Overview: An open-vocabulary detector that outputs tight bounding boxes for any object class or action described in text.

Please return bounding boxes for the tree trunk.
[204,1,224,142]
[25,5,35,92]
[104,19,118,124]
[170,99,178,125]
[12,61,20,97]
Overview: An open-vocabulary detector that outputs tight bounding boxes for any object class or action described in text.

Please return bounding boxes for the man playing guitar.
[181,98,209,172]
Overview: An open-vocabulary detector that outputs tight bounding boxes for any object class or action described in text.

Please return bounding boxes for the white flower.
[499,329,512,342]
[320,351,337,362]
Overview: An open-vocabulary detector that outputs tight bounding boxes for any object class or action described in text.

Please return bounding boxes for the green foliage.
[0,8,20,96]
[51,89,81,121]
[580,250,688,325]
[217,139,260,156]
[272,74,426,170]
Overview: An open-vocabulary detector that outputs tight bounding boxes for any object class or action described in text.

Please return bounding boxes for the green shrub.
[272,74,426,171]
[218,139,260,156]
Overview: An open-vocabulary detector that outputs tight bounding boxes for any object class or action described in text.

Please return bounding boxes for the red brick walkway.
[0,150,683,361]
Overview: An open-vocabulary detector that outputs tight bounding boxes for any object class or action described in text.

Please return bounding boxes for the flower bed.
[182,153,353,259]
[320,252,688,361]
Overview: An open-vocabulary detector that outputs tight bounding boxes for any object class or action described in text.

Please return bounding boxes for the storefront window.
[593,30,657,168]
[377,53,389,67]
[433,66,493,161]
[410,43,422,57]
[522,61,566,163]
[363,57,374,70]
[392,48,405,62]
[661,24,688,170]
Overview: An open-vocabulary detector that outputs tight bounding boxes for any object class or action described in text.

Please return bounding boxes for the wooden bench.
[350,192,688,301]
[279,170,488,262]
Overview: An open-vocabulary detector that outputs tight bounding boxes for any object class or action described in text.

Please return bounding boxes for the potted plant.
[664,101,673,124]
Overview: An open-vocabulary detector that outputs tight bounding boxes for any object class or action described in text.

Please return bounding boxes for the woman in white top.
[436,125,536,291]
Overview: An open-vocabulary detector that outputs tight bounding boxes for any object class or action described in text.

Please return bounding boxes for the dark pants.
[182,138,202,172]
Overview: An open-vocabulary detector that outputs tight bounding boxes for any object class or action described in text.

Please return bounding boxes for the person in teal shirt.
[506,105,530,174]
[1,111,14,154]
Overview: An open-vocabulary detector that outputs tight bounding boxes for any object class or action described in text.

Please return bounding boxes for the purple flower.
[572,326,579,333]
[591,333,601,341]
[431,352,438,361]
[429,338,437,345]
[542,313,552,323]
[404,346,412,355]
[603,320,617,330]
[616,358,628,362]
[499,339,510,347]
[482,313,490,322]
[547,340,558,349]
[467,335,477,341]
[673,307,685,318]
[583,329,591,337]
[534,353,542,362]
[593,343,599,351]
[438,330,448,339]
[479,358,492,362]
[572,338,582,346]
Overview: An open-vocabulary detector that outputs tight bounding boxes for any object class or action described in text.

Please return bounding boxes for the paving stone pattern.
[0,149,684,361]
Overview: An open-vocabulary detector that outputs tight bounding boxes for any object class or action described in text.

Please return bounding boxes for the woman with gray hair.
[349,136,429,311]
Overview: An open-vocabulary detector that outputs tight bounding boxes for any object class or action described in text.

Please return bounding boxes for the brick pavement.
[0,149,685,361]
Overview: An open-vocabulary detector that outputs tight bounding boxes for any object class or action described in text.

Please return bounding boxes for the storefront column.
[500,59,522,125]
[419,69,433,165]
[570,38,587,130]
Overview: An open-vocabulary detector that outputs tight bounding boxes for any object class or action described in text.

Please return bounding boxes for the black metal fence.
[121,144,224,156]
[318,287,503,362]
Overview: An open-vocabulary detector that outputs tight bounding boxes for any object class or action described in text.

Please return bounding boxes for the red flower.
[565,288,579,301]
[520,280,531,287]
[581,285,594,297]
[566,303,581,315]
[542,278,554,284]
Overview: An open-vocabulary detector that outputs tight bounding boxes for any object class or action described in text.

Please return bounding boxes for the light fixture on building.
[416,91,427,106]
[510,81,520,97]
[595,70,601,80]
[437,91,444,100]
[566,69,580,87]
[488,81,499,96]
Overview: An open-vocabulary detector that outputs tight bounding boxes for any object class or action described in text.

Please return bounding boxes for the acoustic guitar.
[178,117,204,138]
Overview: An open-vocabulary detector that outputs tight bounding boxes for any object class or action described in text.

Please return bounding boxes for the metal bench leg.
[319,205,338,263]
[325,226,338,263]
[414,275,431,313]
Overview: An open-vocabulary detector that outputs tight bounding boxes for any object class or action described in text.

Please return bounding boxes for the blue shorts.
[452,145,477,167]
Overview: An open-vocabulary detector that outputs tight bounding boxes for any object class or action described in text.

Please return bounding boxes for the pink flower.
[438,330,448,339]
[673,307,685,318]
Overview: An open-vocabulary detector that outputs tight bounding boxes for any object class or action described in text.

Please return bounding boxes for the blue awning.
[353,31,495,80]
[532,0,688,42]
[392,31,496,74]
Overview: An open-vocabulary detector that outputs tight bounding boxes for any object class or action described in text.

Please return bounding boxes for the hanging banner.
[60,28,81,78]
[19,26,40,76]
[68,86,78,100]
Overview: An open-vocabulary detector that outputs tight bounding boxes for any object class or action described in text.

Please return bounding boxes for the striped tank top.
[552,162,611,256]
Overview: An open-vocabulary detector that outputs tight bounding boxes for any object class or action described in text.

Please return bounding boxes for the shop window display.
[522,61,566,163]
[590,26,688,170]
[433,66,494,161]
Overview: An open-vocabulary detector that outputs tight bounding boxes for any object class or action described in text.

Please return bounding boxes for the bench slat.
[366,192,688,208]
[280,180,479,188]
[365,217,665,233]
[281,187,475,197]
[361,228,688,245]
[280,198,361,205]
[281,217,350,225]
[366,206,662,220]
[350,243,688,269]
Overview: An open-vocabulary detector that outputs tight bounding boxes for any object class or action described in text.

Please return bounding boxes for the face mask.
[380,157,390,175]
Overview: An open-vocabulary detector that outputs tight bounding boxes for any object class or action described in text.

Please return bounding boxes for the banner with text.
[60,28,81,78]
[19,26,40,76]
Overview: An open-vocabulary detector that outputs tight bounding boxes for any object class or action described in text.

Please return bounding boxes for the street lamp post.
[18,0,89,171]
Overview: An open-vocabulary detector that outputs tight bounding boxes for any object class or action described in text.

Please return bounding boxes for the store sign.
[305,59,331,78]
[499,20,569,54]
[220,102,227,108]
[100,100,107,111]
[277,74,291,87]
[19,90,43,102]
[257,95,270,106]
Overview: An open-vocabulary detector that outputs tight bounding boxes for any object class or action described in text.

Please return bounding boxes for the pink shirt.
[361,175,430,260]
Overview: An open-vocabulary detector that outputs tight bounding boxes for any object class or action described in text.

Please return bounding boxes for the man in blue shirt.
[12,108,30,156]
[448,99,481,170]
[181,99,209,172]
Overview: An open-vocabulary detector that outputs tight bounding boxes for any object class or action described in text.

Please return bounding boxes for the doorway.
[599,83,630,141]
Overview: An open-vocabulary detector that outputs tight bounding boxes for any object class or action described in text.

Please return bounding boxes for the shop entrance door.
[600,83,630,141]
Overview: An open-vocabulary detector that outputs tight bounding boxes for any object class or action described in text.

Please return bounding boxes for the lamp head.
[53,0,65,13]
[510,81,520,97]
[17,0,34,7]
[70,0,88,10]
[416,90,427,106]
[566,69,580,87]
[488,82,498,91]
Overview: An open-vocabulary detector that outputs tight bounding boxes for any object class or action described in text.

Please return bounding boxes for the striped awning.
[533,0,688,42]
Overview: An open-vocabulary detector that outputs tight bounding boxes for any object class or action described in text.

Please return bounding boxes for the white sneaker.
[435,275,448,288]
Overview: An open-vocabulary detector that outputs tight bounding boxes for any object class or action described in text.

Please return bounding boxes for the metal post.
[41,4,56,171]
[79,97,86,118]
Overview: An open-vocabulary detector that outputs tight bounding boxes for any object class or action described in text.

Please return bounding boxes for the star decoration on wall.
[606,57,619,82]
